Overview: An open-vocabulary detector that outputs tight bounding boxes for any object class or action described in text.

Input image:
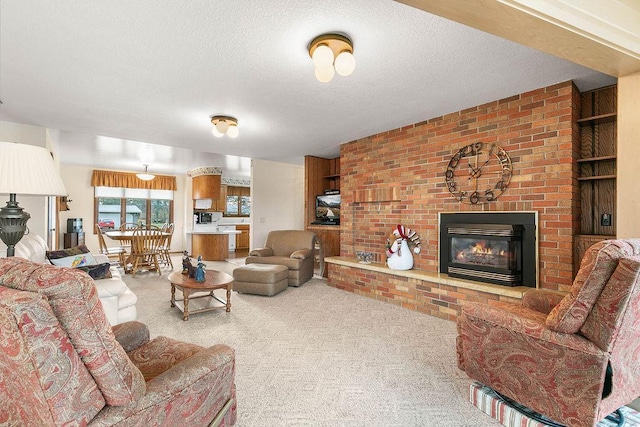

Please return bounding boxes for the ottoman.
[233,264,289,296]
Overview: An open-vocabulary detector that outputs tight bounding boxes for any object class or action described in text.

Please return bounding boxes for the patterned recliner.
[0,257,236,426]
[457,239,640,427]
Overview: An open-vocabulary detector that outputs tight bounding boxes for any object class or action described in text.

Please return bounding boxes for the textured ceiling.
[0,0,615,177]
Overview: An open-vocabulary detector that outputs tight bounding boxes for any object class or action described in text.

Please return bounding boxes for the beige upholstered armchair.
[246,230,317,286]
[457,239,640,427]
[0,257,236,426]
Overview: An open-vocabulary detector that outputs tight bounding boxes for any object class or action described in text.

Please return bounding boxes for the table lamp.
[0,141,67,256]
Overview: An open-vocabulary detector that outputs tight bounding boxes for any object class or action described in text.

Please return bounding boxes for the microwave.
[196,212,213,224]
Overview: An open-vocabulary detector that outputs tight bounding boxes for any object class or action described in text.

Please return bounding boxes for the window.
[95,187,173,232]
[225,186,250,217]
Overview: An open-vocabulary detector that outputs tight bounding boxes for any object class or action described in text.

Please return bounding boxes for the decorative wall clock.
[445,142,512,204]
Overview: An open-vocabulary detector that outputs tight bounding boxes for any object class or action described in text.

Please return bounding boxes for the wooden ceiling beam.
[396,0,640,77]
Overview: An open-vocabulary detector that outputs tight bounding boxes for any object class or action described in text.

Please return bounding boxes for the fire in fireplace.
[439,213,537,287]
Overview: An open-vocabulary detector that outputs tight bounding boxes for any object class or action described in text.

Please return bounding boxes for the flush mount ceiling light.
[136,164,155,181]
[308,33,356,83]
[210,115,239,138]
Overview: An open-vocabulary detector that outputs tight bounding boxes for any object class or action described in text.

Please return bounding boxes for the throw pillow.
[76,262,113,280]
[47,245,97,268]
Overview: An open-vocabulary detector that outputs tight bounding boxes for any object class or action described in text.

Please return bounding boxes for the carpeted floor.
[122,256,502,427]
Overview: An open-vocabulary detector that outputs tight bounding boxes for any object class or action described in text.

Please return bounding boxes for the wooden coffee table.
[168,270,233,321]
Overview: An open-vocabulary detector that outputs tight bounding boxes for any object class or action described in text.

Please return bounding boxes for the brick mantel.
[328,81,580,318]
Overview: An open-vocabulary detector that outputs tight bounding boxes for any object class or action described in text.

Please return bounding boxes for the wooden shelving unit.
[574,85,617,276]
[304,155,341,277]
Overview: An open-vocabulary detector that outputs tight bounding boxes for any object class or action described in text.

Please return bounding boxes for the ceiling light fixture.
[210,115,239,138]
[136,164,155,181]
[308,33,356,83]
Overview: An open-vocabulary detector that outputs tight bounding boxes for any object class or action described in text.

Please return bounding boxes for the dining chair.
[118,223,140,249]
[130,228,163,277]
[158,223,174,268]
[95,224,127,266]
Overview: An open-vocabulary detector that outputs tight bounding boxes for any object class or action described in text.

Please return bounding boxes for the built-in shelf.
[577,175,616,181]
[574,85,617,274]
[353,187,401,203]
[576,155,617,163]
[577,112,616,125]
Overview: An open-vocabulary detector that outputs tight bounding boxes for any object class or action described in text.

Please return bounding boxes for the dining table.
[104,230,171,240]
[105,230,171,273]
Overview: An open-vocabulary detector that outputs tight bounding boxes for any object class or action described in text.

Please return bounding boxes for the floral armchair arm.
[522,289,567,314]
[91,344,236,426]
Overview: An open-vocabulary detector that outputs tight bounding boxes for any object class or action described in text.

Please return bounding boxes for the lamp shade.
[0,141,67,196]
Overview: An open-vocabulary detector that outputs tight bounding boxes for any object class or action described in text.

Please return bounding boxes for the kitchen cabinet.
[192,175,221,200]
[236,224,250,250]
[215,185,227,212]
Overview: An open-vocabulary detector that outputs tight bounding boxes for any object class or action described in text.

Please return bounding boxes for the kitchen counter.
[186,230,241,235]
[189,232,240,261]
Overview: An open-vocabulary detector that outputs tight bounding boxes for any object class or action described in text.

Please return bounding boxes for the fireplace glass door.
[450,237,519,271]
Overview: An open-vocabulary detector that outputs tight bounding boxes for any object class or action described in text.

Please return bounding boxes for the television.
[315,193,340,224]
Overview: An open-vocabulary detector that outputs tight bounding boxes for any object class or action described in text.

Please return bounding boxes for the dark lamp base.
[0,194,31,257]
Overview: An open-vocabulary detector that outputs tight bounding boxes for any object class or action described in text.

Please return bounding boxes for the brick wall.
[329,81,581,319]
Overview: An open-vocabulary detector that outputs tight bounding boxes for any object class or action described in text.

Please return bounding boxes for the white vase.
[387,240,414,270]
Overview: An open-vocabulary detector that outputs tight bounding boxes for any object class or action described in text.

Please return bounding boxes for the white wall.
[59,164,188,254]
[617,71,640,238]
[250,159,305,249]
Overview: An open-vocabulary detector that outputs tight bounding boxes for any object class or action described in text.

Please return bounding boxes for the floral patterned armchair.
[0,257,236,426]
[457,239,640,427]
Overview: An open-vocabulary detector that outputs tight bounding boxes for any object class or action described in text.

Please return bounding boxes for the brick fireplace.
[326,81,581,320]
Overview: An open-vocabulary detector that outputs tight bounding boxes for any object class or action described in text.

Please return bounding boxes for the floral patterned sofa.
[1,234,136,325]
[457,239,640,427]
[0,257,236,426]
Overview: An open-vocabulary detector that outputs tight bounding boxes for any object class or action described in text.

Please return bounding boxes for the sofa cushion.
[0,286,105,424]
[13,234,48,263]
[0,257,146,406]
[47,244,98,267]
[246,255,304,271]
[546,240,640,333]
